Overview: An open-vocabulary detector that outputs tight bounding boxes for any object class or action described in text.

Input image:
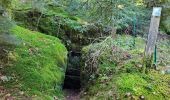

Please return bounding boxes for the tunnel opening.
[63,51,81,90]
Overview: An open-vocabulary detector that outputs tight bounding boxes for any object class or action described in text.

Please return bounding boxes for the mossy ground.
[1,26,67,99]
[81,35,170,100]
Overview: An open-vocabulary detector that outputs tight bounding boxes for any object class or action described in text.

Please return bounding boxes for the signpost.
[144,7,162,73]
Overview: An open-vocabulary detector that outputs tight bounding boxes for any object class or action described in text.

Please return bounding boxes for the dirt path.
[64,89,80,100]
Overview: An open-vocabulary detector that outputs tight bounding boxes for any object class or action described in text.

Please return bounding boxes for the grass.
[2,26,67,99]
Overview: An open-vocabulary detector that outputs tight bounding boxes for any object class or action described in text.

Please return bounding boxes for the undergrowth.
[81,35,170,100]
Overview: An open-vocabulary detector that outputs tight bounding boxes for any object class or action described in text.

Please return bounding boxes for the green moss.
[4,26,67,99]
[116,73,148,95]
[115,72,170,99]
[83,71,170,100]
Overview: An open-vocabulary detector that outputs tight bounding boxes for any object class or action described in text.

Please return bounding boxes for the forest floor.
[0,85,81,100]
[64,89,80,100]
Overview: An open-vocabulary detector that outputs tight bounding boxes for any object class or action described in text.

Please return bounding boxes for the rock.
[124,92,131,98]
[160,70,165,75]
[165,69,170,74]
[4,93,16,100]
[165,66,170,74]
[0,86,5,94]
[159,66,170,74]
[131,96,136,100]
[19,91,24,95]
[152,92,156,95]
[146,85,153,91]
[54,96,58,100]
[0,76,8,82]
[139,95,145,100]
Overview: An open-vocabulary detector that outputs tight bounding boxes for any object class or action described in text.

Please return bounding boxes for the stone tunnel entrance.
[63,51,81,90]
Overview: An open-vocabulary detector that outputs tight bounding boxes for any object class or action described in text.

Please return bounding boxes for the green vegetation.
[12,0,87,37]
[82,35,170,100]
[1,26,67,99]
[116,72,170,99]
[0,0,170,99]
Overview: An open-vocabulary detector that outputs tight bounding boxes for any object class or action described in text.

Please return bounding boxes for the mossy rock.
[2,26,67,99]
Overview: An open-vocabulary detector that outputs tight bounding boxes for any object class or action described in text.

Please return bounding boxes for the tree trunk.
[143,7,162,73]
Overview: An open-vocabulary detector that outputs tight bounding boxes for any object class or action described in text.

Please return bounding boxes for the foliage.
[144,0,170,7]
[82,35,145,84]
[82,36,124,82]
[0,0,12,9]
[161,1,170,34]
[2,26,67,99]
[11,0,89,39]
[62,0,150,34]
[11,0,152,37]
[162,16,170,34]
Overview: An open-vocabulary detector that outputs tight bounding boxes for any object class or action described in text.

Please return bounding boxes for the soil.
[64,89,80,100]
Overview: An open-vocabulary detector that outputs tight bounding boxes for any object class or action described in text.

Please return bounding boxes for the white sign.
[152,7,162,17]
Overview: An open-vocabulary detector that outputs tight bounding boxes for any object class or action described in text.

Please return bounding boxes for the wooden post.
[144,7,162,73]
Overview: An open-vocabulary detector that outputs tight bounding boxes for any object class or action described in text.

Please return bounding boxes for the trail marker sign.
[145,7,162,57]
[144,7,162,71]
[152,7,162,17]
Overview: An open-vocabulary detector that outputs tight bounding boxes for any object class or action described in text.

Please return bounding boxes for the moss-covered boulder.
[1,26,67,99]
